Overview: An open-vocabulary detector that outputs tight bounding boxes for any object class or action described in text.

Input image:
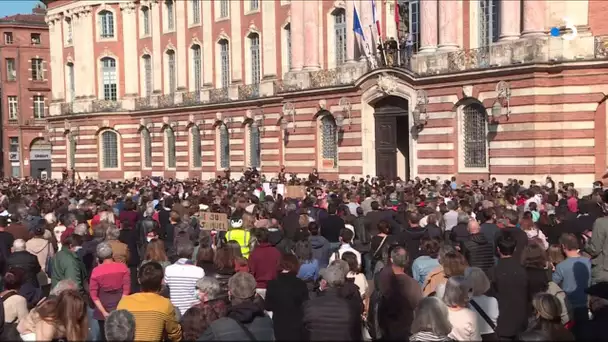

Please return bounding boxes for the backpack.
[0,291,21,341]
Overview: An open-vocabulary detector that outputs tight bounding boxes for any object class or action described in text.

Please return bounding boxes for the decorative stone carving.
[141,46,152,56]
[318,99,327,111]
[165,41,176,52]
[101,48,117,59]
[191,37,202,47]
[188,114,195,125]
[215,112,224,122]
[102,119,110,128]
[245,109,254,120]
[248,22,260,34]
[66,53,74,64]
[377,74,400,95]
[333,0,346,9]
[119,1,137,14]
[45,14,61,25]
[462,85,473,98]
[217,30,229,42]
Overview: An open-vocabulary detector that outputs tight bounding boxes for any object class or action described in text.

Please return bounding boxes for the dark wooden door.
[375,116,397,180]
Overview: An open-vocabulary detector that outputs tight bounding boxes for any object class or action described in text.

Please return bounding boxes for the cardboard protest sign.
[199,212,228,231]
[285,185,306,199]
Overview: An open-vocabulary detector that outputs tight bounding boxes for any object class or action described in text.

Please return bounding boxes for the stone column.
[522,0,545,37]
[175,0,187,90]
[120,2,139,96]
[500,0,521,40]
[46,15,64,101]
[419,0,438,53]
[230,0,242,82]
[202,0,213,86]
[81,9,96,98]
[303,0,320,70]
[261,0,277,77]
[438,0,459,50]
[290,0,304,71]
[152,2,162,92]
[346,0,356,62]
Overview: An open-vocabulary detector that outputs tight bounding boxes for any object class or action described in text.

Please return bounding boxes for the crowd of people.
[0,171,606,341]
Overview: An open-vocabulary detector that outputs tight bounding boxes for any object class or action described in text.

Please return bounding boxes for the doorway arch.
[30,138,52,179]
[371,96,410,180]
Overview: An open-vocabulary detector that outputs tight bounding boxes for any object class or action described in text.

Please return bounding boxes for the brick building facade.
[42,0,608,189]
[0,6,51,178]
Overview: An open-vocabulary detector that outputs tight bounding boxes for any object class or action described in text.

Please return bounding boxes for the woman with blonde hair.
[35,289,88,341]
[523,293,574,341]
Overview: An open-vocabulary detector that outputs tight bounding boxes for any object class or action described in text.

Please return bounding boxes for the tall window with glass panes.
[10,137,19,177]
[334,10,347,65]
[220,41,230,89]
[102,58,117,101]
[144,55,152,96]
[193,46,202,91]
[250,34,260,87]
[167,51,176,93]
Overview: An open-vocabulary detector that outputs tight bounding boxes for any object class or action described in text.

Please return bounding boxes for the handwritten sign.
[199,212,228,231]
[285,185,306,199]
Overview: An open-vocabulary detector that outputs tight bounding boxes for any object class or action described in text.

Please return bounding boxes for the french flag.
[371,0,382,39]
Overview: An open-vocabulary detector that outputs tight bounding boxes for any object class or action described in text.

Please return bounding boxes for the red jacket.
[248,243,281,289]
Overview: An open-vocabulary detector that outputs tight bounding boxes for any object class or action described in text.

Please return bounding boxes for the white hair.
[106,225,120,240]
[99,211,115,224]
[12,239,26,251]
[74,223,88,236]
[44,212,57,225]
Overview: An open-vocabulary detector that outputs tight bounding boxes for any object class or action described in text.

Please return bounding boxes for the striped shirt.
[116,292,182,342]
[164,258,205,315]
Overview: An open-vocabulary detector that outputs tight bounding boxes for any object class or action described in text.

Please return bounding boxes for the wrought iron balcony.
[135,96,154,110]
[209,87,229,104]
[181,91,201,106]
[158,93,175,108]
[60,102,74,115]
[91,99,121,112]
[238,83,260,100]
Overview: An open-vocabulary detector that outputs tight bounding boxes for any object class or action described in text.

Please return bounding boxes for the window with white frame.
[166,0,175,30]
[334,9,347,66]
[479,0,500,47]
[165,127,176,168]
[191,0,200,24]
[399,0,420,53]
[250,0,259,11]
[33,95,45,119]
[101,130,119,168]
[220,0,229,18]
[99,10,115,38]
[141,128,152,168]
[191,125,201,167]
[143,55,152,96]
[192,45,202,90]
[9,137,19,178]
[250,33,261,85]
[67,63,75,102]
[8,96,17,120]
[167,50,176,93]
[31,58,43,80]
[285,24,291,70]
[66,18,73,43]
[463,104,487,168]
[4,32,13,44]
[6,58,16,81]
[219,40,230,89]
[321,115,338,167]
[142,6,150,36]
[101,57,117,101]
[219,124,230,168]
[249,123,261,168]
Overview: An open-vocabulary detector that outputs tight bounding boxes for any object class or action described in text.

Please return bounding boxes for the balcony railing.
[182,91,201,106]
[60,102,74,115]
[238,83,260,100]
[158,93,175,109]
[135,96,154,110]
[91,99,122,112]
[208,87,229,104]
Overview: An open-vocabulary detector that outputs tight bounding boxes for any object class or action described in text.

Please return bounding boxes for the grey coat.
[585,216,608,284]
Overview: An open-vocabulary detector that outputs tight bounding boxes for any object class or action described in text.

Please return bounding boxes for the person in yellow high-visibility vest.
[225,212,251,258]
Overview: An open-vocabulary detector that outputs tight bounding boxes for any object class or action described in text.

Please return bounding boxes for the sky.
[0,0,42,18]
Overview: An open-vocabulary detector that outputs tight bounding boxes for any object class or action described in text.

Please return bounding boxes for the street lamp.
[281,102,296,133]
[412,89,429,130]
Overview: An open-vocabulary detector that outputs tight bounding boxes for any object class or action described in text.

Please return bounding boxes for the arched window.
[219,124,230,168]
[142,55,152,96]
[141,6,150,36]
[463,104,487,168]
[67,62,75,102]
[99,10,114,38]
[100,130,119,169]
[219,40,230,89]
[191,125,202,168]
[166,0,175,30]
[101,57,117,101]
[333,9,346,66]
[321,115,338,167]
[141,128,152,168]
[191,45,202,91]
[249,33,261,86]
[249,122,261,168]
[166,50,176,93]
[165,127,176,168]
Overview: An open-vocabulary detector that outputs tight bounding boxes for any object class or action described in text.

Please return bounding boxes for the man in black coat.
[7,239,40,288]
[488,231,528,340]
[460,220,495,273]
[495,209,528,261]
[319,203,345,251]
[303,263,360,341]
